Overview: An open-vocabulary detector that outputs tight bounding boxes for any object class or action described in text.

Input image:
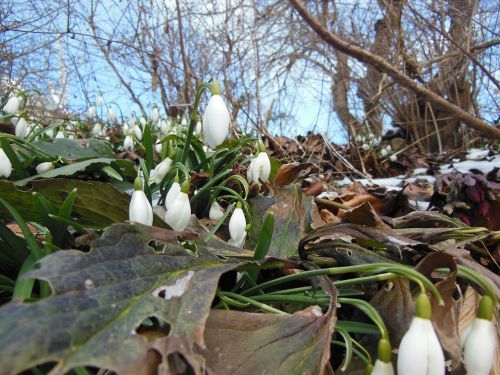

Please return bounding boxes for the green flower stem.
[189,168,232,203]
[249,294,330,305]
[333,273,396,288]
[336,326,353,371]
[436,265,498,307]
[180,82,211,164]
[338,298,389,340]
[241,263,442,304]
[220,291,287,315]
[332,338,371,366]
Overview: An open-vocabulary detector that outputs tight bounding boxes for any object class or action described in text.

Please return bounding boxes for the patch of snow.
[466,148,490,160]
[439,156,500,174]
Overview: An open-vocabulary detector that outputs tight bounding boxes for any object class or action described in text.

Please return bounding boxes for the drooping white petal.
[246,157,257,183]
[93,123,103,137]
[257,152,271,182]
[55,130,65,139]
[202,95,230,148]
[0,149,13,178]
[133,125,143,140]
[229,207,246,243]
[372,360,394,375]
[87,106,96,118]
[151,157,172,185]
[107,108,117,123]
[154,142,163,154]
[463,318,496,375]
[15,118,28,138]
[209,201,224,221]
[165,192,191,231]
[129,190,153,226]
[165,182,181,209]
[228,230,246,248]
[36,162,55,174]
[151,107,159,124]
[123,135,134,150]
[3,96,20,114]
[96,96,105,107]
[397,317,444,375]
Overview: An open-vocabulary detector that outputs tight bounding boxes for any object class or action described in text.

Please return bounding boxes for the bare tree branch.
[288,0,500,139]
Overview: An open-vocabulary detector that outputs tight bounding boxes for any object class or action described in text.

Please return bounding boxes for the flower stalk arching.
[180,81,213,164]
[240,263,443,305]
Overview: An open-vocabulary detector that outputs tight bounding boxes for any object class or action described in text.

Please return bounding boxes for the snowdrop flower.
[92,123,103,137]
[55,130,65,139]
[87,105,96,118]
[202,81,230,148]
[247,150,271,184]
[165,180,191,231]
[195,121,202,135]
[397,293,445,375]
[3,95,21,114]
[96,96,104,107]
[228,204,246,248]
[160,119,170,135]
[151,105,159,124]
[362,143,370,151]
[154,142,163,154]
[133,125,142,140]
[385,145,392,153]
[209,201,224,221]
[149,157,173,185]
[389,154,398,162]
[129,177,153,226]
[371,339,394,375]
[0,148,12,178]
[123,135,134,150]
[355,134,362,143]
[462,296,496,375]
[165,180,181,210]
[181,117,188,127]
[15,118,28,138]
[107,107,117,123]
[36,161,55,174]
[380,148,388,157]
[129,115,137,128]
[140,117,147,127]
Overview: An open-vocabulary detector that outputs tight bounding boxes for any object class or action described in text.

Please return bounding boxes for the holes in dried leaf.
[135,317,171,341]
[167,352,193,375]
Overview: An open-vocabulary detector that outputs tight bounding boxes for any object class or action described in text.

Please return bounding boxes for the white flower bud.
[151,106,159,124]
[15,118,28,138]
[462,318,496,375]
[133,125,142,140]
[107,108,117,123]
[3,95,20,114]
[0,149,13,178]
[129,190,153,226]
[397,317,445,375]
[149,157,172,185]
[247,152,271,184]
[165,191,191,231]
[96,96,104,107]
[202,95,230,148]
[87,106,96,118]
[36,162,55,174]
[229,207,246,248]
[123,135,134,150]
[209,201,224,221]
[165,181,181,210]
